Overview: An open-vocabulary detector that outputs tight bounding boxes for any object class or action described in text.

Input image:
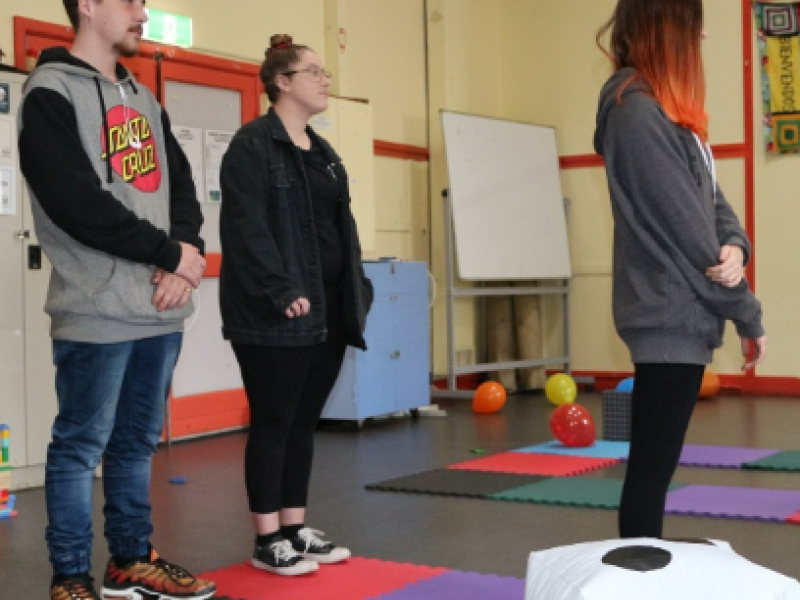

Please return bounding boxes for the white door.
[0,71,57,484]
[0,77,27,468]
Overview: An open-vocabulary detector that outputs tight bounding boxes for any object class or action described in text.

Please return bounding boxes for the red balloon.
[550,403,596,447]
[473,381,507,414]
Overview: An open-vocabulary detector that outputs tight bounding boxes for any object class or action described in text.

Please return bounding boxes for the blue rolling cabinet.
[321,260,430,422]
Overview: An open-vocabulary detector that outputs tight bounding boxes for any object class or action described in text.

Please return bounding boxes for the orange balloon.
[699,371,720,398]
[473,381,507,414]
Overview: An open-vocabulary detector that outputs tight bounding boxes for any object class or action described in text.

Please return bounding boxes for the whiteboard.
[442,111,572,280]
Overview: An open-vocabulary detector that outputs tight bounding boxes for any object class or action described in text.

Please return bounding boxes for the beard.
[114,38,140,58]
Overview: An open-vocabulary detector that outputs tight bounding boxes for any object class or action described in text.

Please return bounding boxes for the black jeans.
[232,291,347,514]
[618,362,705,538]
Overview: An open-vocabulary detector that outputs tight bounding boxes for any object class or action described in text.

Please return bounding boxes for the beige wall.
[427,0,508,375]
[1,0,325,65]
[425,0,786,381]
[752,21,800,378]
[3,0,796,382]
[323,0,430,262]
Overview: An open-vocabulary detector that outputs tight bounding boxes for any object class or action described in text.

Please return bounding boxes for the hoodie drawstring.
[93,77,114,184]
[692,133,717,203]
[117,83,142,151]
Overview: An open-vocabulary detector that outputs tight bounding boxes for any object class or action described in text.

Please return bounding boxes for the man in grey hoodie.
[18,1,214,598]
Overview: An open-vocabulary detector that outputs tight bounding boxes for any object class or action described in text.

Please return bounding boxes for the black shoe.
[251,538,319,576]
[289,527,351,564]
[50,574,101,600]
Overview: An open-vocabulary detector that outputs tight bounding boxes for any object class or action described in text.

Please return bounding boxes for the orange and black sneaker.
[101,548,215,599]
[50,574,101,600]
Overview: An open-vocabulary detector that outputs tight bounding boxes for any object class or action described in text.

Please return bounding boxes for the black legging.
[232,291,348,514]
[618,362,705,538]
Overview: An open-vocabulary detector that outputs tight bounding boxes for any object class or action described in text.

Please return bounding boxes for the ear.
[275,73,292,94]
[77,0,98,22]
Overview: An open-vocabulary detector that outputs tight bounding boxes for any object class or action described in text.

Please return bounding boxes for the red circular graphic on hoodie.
[102,105,162,193]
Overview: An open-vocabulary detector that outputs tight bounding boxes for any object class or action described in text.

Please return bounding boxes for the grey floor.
[2,391,800,598]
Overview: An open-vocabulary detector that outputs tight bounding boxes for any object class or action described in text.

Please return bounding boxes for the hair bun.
[269,34,293,50]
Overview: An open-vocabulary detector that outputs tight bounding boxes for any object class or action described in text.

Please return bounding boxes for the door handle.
[14,230,30,240]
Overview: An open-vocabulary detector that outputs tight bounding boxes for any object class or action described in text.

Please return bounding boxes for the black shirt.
[301,139,343,285]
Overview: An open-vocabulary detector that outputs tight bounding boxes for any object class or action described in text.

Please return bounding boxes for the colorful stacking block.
[1,425,9,464]
[0,425,14,519]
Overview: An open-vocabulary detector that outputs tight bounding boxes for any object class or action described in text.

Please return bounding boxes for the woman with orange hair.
[594,0,766,538]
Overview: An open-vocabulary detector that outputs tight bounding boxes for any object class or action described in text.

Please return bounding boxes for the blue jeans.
[45,333,182,576]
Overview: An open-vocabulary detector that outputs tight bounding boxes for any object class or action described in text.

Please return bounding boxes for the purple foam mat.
[371,571,524,600]
[666,484,800,522]
[678,444,780,468]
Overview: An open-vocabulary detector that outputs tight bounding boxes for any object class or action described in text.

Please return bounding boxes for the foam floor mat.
[365,468,545,498]
[201,558,522,600]
[678,444,780,468]
[201,557,447,600]
[447,452,621,476]
[367,467,800,524]
[743,450,800,472]
[374,570,524,600]
[515,440,630,459]
[665,484,800,522]
[491,477,627,509]
[515,441,784,469]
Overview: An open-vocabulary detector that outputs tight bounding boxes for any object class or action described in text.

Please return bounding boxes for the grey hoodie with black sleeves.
[18,46,203,343]
[593,67,763,365]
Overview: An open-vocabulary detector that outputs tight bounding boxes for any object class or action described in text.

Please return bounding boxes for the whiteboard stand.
[432,190,573,400]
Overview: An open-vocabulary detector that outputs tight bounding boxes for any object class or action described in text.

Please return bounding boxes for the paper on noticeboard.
[204,130,233,203]
[173,125,205,202]
[0,167,16,216]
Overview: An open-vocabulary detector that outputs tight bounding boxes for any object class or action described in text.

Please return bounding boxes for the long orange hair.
[597,0,708,141]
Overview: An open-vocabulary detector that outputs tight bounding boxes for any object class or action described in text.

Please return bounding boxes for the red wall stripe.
[374,140,430,161]
[170,389,249,439]
[203,252,222,279]
[569,370,800,397]
[559,154,605,169]
[558,144,745,171]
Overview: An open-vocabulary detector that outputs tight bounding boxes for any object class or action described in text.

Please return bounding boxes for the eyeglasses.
[282,67,333,82]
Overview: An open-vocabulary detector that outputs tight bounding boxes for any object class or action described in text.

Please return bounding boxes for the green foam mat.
[743,450,800,472]
[491,478,687,509]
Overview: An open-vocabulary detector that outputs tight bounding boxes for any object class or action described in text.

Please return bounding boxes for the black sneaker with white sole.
[252,538,319,576]
[289,528,351,564]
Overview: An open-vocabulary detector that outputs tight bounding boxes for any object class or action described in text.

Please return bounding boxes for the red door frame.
[13,16,261,118]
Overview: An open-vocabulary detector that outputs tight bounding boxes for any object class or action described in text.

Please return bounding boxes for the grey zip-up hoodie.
[18,47,204,343]
[593,68,764,364]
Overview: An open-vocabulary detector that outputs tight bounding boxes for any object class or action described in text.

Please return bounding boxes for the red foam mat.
[447,452,620,476]
[201,557,448,600]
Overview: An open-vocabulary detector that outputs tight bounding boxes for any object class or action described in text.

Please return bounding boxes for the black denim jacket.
[219,108,373,349]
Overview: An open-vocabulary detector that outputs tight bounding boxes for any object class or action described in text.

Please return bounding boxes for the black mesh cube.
[602,391,632,441]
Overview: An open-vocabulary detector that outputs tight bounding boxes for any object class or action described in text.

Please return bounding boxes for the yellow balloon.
[545,373,577,406]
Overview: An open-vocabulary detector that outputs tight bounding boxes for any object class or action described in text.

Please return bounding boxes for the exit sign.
[142,9,192,48]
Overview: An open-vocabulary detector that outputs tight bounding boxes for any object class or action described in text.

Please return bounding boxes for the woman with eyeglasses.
[219,34,373,576]
[594,0,766,539]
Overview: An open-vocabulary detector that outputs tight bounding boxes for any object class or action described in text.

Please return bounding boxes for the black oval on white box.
[525,538,800,599]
